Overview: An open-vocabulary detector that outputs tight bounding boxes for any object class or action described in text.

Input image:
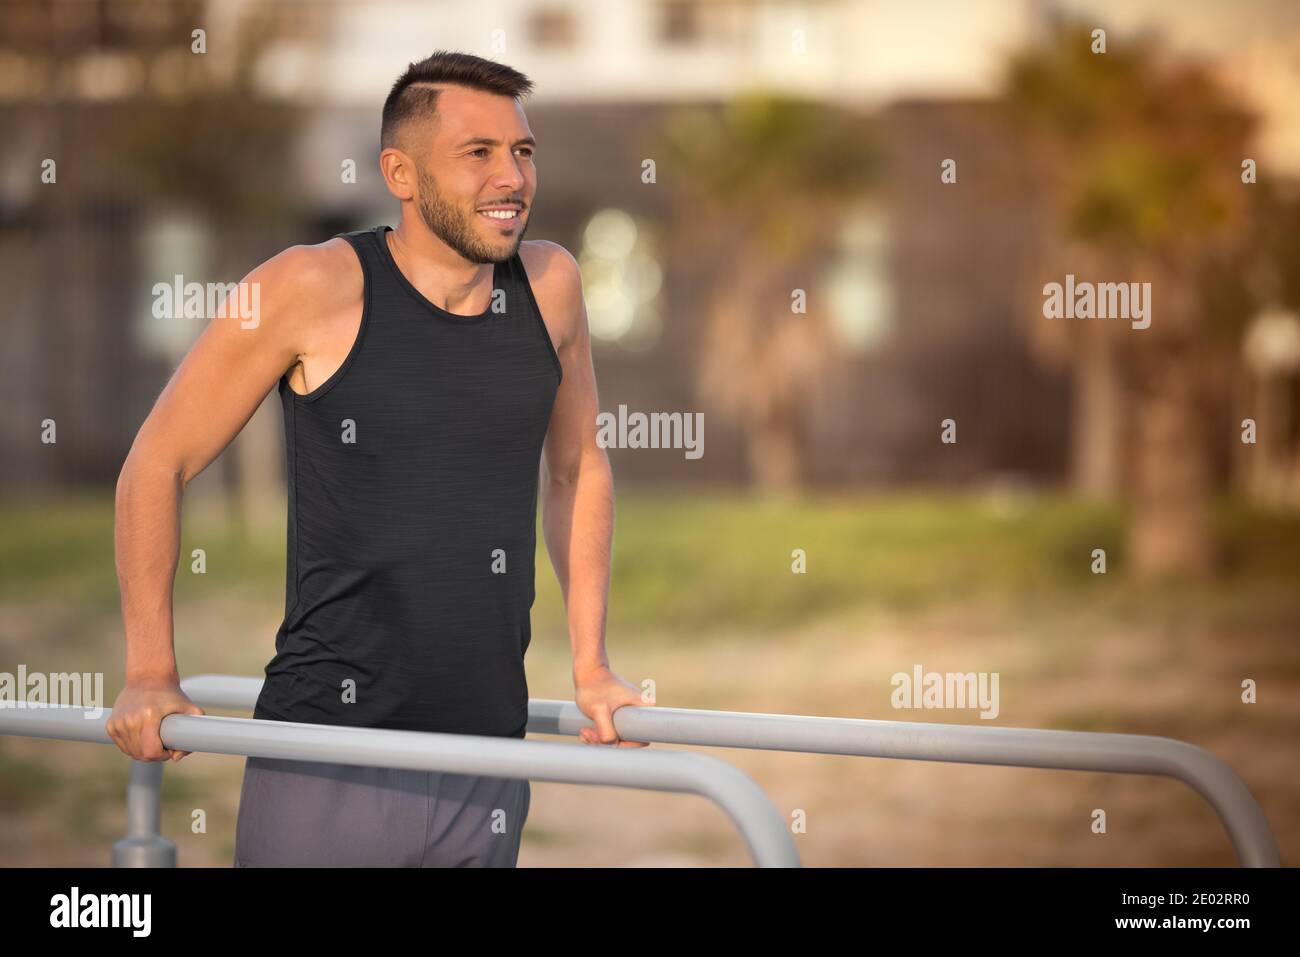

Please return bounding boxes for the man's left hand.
[573,666,654,747]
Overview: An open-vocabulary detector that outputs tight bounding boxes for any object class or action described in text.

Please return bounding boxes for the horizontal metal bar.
[177,674,1282,867]
[0,704,800,867]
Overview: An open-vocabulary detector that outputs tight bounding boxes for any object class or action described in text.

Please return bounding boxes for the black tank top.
[252,225,562,738]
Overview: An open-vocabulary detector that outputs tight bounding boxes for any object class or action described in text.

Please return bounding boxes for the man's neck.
[386,222,494,313]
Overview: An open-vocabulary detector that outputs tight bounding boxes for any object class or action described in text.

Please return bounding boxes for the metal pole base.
[112,835,177,868]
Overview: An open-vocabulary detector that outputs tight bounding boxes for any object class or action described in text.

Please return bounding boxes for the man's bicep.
[125,250,310,486]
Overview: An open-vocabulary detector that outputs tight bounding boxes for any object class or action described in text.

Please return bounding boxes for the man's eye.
[470,148,489,157]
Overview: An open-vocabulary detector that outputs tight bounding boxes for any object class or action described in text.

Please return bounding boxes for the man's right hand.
[107,681,206,762]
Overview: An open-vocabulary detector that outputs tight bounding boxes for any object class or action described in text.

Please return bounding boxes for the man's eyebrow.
[454,136,537,149]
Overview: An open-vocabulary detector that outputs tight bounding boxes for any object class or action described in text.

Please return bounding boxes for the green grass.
[588,488,1119,632]
[539,487,1300,639]
[3,487,1298,640]
[0,490,288,614]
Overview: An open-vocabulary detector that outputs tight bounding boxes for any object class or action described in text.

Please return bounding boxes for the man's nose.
[492,157,526,191]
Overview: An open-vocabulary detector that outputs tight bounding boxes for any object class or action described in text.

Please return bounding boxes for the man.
[108,50,650,867]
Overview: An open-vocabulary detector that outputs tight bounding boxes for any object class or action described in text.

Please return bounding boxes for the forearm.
[542,451,614,681]
[114,452,184,686]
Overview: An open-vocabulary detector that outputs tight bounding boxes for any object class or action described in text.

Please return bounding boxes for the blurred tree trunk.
[655,97,880,492]
[1127,259,1216,579]
[1129,354,1215,578]
[1071,325,1124,498]
[747,397,808,491]
[700,234,827,491]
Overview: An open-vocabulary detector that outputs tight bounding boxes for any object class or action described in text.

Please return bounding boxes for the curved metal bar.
[0,704,799,867]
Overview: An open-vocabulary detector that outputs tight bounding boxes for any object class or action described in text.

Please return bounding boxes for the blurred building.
[2,0,1297,493]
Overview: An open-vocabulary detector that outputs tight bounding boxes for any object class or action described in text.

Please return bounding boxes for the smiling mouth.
[477,206,522,226]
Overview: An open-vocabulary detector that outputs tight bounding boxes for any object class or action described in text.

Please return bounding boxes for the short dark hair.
[381,50,534,151]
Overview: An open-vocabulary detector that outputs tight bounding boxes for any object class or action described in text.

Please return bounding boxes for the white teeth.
[480,209,518,219]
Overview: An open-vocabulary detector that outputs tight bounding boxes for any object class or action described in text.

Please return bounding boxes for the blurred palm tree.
[1003,23,1258,579]
[655,93,881,490]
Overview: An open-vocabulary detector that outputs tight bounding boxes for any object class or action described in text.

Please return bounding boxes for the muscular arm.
[110,240,352,760]
[527,242,650,746]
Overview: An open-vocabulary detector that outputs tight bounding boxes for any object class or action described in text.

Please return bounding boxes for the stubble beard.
[416,166,526,265]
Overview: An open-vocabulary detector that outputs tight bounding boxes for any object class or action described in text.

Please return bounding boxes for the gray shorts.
[233,755,530,867]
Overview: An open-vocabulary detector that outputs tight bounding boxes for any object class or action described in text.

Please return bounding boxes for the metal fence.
[0,672,1281,867]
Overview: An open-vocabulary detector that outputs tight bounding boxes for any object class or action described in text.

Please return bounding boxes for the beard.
[415,166,526,264]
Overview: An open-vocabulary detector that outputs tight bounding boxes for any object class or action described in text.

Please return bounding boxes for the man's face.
[411,86,536,264]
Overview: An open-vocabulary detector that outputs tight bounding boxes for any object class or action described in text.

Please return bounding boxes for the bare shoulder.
[518,240,583,350]
[518,239,579,287]
[255,236,362,317]
[242,237,363,375]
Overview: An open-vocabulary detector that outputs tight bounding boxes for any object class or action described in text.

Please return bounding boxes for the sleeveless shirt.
[252,225,563,738]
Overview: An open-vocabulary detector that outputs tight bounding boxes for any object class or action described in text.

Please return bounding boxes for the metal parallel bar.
[178,674,1283,867]
[0,704,800,868]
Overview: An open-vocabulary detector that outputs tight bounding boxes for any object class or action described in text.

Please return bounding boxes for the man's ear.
[379,147,416,201]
